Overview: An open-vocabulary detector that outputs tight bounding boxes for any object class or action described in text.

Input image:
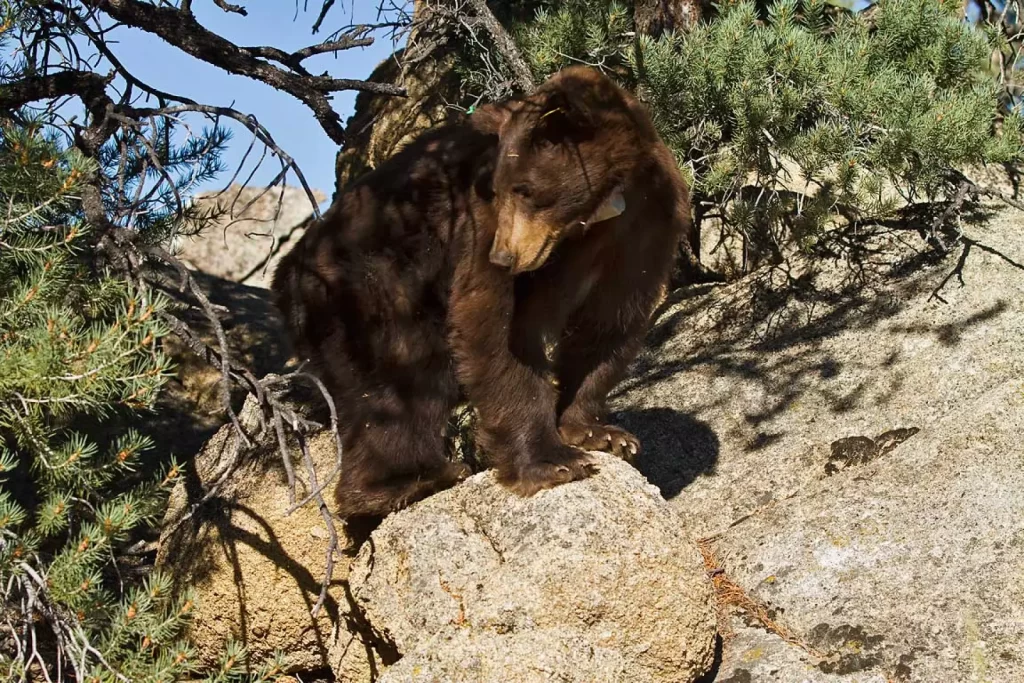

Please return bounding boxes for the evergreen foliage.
[0,100,190,683]
[0,6,278,681]
[509,0,1023,264]
[518,1,634,79]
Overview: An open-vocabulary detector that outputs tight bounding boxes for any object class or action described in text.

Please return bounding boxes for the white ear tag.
[588,188,626,226]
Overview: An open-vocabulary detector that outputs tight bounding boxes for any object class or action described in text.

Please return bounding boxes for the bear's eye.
[512,183,533,199]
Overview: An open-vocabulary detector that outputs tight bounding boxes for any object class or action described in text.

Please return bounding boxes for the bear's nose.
[489,248,515,269]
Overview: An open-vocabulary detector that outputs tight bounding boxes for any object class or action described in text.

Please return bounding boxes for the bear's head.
[483,66,649,274]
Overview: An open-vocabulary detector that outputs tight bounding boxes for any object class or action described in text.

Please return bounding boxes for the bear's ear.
[469,100,522,136]
[530,90,595,147]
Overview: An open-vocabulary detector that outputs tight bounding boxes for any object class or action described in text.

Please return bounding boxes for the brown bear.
[271,66,693,520]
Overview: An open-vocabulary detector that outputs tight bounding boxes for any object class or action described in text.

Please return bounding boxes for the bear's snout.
[489,245,515,269]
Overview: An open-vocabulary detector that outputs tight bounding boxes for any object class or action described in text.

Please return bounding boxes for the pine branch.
[311,0,337,34]
[0,3,370,677]
[4,8,347,633]
[0,69,115,123]
[211,0,247,15]
[0,69,102,107]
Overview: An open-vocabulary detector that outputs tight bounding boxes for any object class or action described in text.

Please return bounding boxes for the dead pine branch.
[697,537,825,659]
[462,0,535,94]
[151,272,347,620]
[70,0,408,144]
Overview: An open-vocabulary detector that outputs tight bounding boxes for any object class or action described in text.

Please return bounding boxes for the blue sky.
[95,2,411,204]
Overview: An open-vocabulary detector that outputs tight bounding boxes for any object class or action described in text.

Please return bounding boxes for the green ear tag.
[467,105,476,115]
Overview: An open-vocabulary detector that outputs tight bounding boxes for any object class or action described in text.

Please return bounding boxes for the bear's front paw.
[559,421,640,462]
[499,445,599,497]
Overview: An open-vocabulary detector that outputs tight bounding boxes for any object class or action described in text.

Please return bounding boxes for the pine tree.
[0,107,190,683]
[0,6,283,681]
[0,103,196,683]
[505,0,1023,270]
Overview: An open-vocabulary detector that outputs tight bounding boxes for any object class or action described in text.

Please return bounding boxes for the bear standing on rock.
[271,66,693,520]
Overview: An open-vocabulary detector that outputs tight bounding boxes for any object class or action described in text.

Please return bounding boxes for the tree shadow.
[611,199,1022,451]
[211,500,341,664]
[162,456,345,672]
[612,407,720,500]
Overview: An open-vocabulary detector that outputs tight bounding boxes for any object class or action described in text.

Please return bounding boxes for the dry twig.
[697,537,825,659]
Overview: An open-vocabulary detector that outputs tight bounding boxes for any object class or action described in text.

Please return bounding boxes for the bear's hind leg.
[334,460,471,520]
[331,362,465,520]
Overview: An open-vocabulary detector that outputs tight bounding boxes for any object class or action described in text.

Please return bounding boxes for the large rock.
[149,269,294,462]
[174,184,326,289]
[616,201,1023,538]
[609,199,1024,680]
[337,452,718,683]
[711,379,1024,682]
[157,411,716,681]
[158,176,1024,681]
[156,393,349,675]
[379,629,644,682]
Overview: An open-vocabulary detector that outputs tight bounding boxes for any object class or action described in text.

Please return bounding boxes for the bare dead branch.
[74,0,406,143]
[273,403,300,505]
[155,245,254,447]
[311,0,337,34]
[964,176,1024,213]
[295,430,339,618]
[463,0,535,93]
[62,9,199,107]
[132,102,324,217]
[927,179,972,251]
[0,69,114,118]
[287,371,345,516]
[235,212,316,284]
[291,32,375,61]
[212,0,248,16]
[245,27,377,74]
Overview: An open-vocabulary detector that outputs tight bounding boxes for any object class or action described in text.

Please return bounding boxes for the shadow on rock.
[610,205,1020,447]
[156,416,347,674]
[612,407,719,500]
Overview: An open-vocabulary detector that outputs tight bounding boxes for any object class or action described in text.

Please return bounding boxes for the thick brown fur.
[271,66,693,520]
